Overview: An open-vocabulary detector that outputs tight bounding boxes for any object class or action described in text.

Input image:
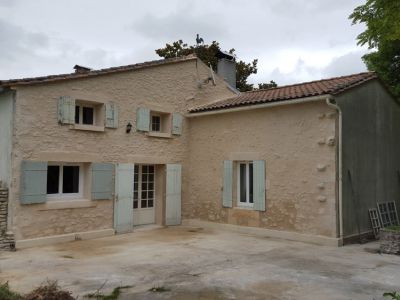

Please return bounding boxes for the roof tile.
[189,72,377,113]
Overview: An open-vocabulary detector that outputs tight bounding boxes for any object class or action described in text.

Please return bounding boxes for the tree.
[257,80,278,90]
[155,39,275,92]
[350,0,400,98]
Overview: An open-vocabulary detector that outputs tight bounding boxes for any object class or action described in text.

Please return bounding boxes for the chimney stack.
[216,50,236,89]
[73,65,92,74]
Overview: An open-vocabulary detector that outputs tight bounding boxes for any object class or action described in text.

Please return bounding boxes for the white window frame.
[75,103,96,125]
[47,162,84,200]
[237,161,254,208]
[151,114,162,132]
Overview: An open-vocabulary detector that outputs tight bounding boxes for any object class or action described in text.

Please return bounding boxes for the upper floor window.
[75,104,95,125]
[151,115,161,132]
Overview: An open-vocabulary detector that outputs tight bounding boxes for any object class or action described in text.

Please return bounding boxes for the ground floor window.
[237,162,253,207]
[47,163,83,199]
[133,165,155,209]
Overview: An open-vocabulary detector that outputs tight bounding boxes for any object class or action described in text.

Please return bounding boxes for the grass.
[385,226,400,232]
[85,285,133,300]
[0,282,23,300]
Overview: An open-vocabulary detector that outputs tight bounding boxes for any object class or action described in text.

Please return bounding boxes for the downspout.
[325,97,343,245]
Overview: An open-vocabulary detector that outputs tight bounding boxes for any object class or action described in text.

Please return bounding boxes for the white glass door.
[133,165,155,225]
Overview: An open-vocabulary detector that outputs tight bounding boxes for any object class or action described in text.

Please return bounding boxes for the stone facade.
[380,228,400,255]
[7,58,235,241]
[0,181,15,250]
[186,101,338,238]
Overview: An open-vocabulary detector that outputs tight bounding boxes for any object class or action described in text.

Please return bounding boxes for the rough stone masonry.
[0,181,15,250]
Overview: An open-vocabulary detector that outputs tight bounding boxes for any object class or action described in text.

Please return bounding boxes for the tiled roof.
[189,72,378,113]
[0,54,197,87]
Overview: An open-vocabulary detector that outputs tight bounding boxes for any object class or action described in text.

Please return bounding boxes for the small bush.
[24,281,75,300]
[0,282,23,300]
[384,292,400,300]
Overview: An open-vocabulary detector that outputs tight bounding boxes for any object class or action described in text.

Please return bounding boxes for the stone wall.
[0,181,15,250]
[186,101,338,237]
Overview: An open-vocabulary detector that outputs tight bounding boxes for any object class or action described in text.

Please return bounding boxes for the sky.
[0,0,369,86]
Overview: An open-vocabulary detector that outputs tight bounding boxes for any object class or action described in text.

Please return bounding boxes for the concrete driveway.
[0,226,399,300]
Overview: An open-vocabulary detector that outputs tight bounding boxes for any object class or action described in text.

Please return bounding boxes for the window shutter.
[57,96,75,124]
[222,160,233,208]
[105,103,118,128]
[92,163,114,200]
[115,163,134,233]
[172,113,183,135]
[20,161,47,204]
[166,164,182,225]
[136,107,150,132]
[253,160,266,211]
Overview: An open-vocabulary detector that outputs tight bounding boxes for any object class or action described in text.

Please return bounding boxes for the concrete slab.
[0,226,399,299]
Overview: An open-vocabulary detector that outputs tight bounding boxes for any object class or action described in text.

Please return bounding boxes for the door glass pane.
[240,164,246,203]
[82,107,94,125]
[148,200,153,208]
[63,166,80,193]
[47,166,60,194]
[141,199,148,208]
[148,165,154,173]
[141,191,147,199]
[133,200,138,209]
[249,163,254,203]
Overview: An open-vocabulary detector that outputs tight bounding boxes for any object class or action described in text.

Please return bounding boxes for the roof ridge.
[0,54,198,86]
[247,71,376,94]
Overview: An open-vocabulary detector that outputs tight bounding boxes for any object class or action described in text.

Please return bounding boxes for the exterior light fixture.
[126,122,132,133]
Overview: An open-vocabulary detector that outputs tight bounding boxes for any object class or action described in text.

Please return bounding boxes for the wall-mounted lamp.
[126,122,132,133]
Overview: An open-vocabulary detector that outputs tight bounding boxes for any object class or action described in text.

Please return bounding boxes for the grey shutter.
[57,96,75,124]
[105,103,119,128]
[136,107,150,132]
[253,160,266,211]
[222,160,233,208]
[20,161,47,204]
[172,113,183,135]
[92,163,114,200]
[166,164,182,225]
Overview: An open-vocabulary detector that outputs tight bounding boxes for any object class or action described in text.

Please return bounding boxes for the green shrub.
[384,292,400,300]
[0,282,23,300]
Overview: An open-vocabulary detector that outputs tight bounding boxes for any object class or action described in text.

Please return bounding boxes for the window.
[133,165,155,209]
[47,163,83,199]
[151,115,161,132]
[75,104,95,125]
[237,162,253,207]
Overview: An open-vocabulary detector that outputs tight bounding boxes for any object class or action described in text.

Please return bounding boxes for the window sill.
[234,205,255,210]
[72,124,105,132]
[146,132,172,139]
[39,199,97,210]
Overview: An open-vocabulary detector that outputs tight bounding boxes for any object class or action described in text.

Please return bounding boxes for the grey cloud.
[321,51,367,77]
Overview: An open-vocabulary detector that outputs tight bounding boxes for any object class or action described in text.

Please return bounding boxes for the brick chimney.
[73,65,92,74]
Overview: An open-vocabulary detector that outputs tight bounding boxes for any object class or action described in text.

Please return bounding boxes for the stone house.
[0,54,399,249]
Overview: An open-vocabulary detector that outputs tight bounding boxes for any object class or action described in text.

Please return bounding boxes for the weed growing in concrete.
[0,282,23,300]
[384,292,400,300]
[85,285,132,300]
[149,286,171,293]
[25,280,74,300]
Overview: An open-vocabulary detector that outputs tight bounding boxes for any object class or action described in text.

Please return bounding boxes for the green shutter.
[172,113,183,135]
[253,160,266,211]
[114,164,134,233]
[20,161,47,204]
[92,163,114,200]
[222,160,233,208]
[166,164,182,225]
[105,103,118,128]
[57,96,75,124]
[136,107,150,132]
